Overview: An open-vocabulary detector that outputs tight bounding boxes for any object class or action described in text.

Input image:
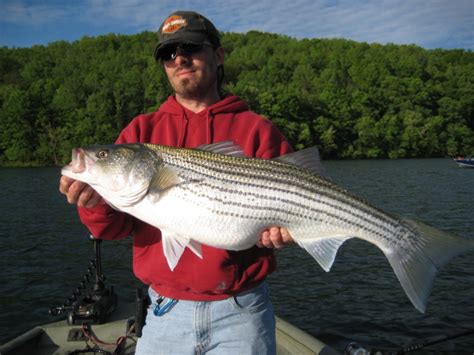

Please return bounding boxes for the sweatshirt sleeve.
[78,203,134,240]
[254,119,293,159]
[77,116,144,240]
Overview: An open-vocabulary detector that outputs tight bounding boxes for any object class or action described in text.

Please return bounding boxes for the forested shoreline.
[1,31,473,166]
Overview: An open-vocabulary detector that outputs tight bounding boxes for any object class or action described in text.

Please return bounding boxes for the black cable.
[399,329,474,354]
[346,329,474,354]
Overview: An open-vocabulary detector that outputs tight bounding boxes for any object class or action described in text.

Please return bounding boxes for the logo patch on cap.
[162,15,188,34]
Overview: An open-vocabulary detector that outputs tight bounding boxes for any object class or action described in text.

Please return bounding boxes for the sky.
[1,0,473,50]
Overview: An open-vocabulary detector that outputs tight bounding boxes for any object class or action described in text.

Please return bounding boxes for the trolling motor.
[49,235,118,325]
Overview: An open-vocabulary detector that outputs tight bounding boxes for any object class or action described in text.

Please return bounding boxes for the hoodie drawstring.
[206,110,214,144]
[177,108,188,147]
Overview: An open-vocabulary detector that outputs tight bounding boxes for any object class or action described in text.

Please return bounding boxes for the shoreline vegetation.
[0,157,462,169]
[1,31,473,167]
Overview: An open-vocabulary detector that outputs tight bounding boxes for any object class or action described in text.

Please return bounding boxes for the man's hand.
[257,227,294,249]
[59,175,101,208]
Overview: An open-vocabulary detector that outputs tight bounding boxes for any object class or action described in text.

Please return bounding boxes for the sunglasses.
[158,42,214,62]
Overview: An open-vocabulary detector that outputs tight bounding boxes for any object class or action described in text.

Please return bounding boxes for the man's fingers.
[269,227,284,249]
[77,185,95,207]
[59,177,99,208]
[280,228,293,244]
[257,227,295,249]
[59,175,75,195]
[257,230,274,248]
[66,180,87,205]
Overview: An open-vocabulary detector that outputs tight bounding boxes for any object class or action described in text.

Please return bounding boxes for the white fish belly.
[128,187,271,250]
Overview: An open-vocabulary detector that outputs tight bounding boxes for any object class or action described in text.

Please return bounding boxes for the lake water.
[0,159,473,352]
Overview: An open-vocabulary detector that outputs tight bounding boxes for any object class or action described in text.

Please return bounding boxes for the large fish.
[61,141,474,313]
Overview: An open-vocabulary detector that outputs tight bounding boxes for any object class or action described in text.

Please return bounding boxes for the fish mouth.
[61,147,99,183]
[71,148,86,173]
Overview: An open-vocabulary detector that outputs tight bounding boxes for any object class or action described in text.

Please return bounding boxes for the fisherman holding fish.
[60,10,294,354]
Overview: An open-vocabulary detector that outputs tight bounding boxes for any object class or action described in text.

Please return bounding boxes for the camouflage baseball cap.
[154,11,221,60]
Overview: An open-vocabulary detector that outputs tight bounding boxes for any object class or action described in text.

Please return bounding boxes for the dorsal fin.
[275,146,329,178]
[197,141,246,157]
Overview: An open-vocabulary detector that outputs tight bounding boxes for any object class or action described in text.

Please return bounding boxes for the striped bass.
[61,141,474,313]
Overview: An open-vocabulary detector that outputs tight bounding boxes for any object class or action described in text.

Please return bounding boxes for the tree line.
[0,30,473,166]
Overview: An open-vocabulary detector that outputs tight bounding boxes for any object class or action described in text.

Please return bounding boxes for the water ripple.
[1,160,473,352]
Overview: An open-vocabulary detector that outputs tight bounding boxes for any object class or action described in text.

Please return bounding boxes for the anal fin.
[293,232,354,272]
[162,233,203,271]
[187,239,203,259]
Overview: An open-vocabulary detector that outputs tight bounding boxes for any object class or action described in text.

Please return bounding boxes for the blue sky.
[1,0,473,50]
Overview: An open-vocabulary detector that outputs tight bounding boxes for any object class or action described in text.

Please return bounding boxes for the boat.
[0,299,340,355]
[2,240,471,354]
[0,237,340,355]
[454,157,474,168]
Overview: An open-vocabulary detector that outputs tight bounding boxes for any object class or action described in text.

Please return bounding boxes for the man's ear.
[215,47,225,66]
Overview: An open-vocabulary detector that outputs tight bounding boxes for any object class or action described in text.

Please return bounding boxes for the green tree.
[1,30,473,165]
[0,89,34,162]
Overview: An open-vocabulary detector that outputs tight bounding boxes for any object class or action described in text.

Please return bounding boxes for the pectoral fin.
[162,233,203,271]
[148,166,203,203]
[149,166,182,195]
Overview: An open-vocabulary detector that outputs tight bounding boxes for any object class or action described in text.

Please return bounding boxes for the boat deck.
[0,301,340,355]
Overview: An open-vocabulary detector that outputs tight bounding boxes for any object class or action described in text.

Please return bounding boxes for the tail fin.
[384,219,474,313]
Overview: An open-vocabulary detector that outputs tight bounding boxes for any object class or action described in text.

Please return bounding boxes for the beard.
[170,67,218,100]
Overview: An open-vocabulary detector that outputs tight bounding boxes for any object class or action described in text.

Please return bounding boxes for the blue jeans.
[135,282,276,355]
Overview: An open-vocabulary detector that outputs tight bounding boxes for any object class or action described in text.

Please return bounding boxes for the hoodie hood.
[158,95,250,145]
[159,95,249,115]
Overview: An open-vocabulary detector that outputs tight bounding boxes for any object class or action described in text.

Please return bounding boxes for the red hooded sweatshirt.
[78,95,292,301]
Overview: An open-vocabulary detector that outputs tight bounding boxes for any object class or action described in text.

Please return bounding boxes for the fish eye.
[96,149,109,159]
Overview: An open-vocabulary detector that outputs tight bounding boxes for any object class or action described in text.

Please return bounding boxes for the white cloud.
[0,1,71,25]
[83,0,203,31]
[1,0,472,49]
[209,0,474,49]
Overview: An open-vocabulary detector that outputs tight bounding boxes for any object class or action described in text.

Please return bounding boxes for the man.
[60,10,293,354]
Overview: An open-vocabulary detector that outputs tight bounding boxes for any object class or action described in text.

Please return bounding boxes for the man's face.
[163,44,224,101]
